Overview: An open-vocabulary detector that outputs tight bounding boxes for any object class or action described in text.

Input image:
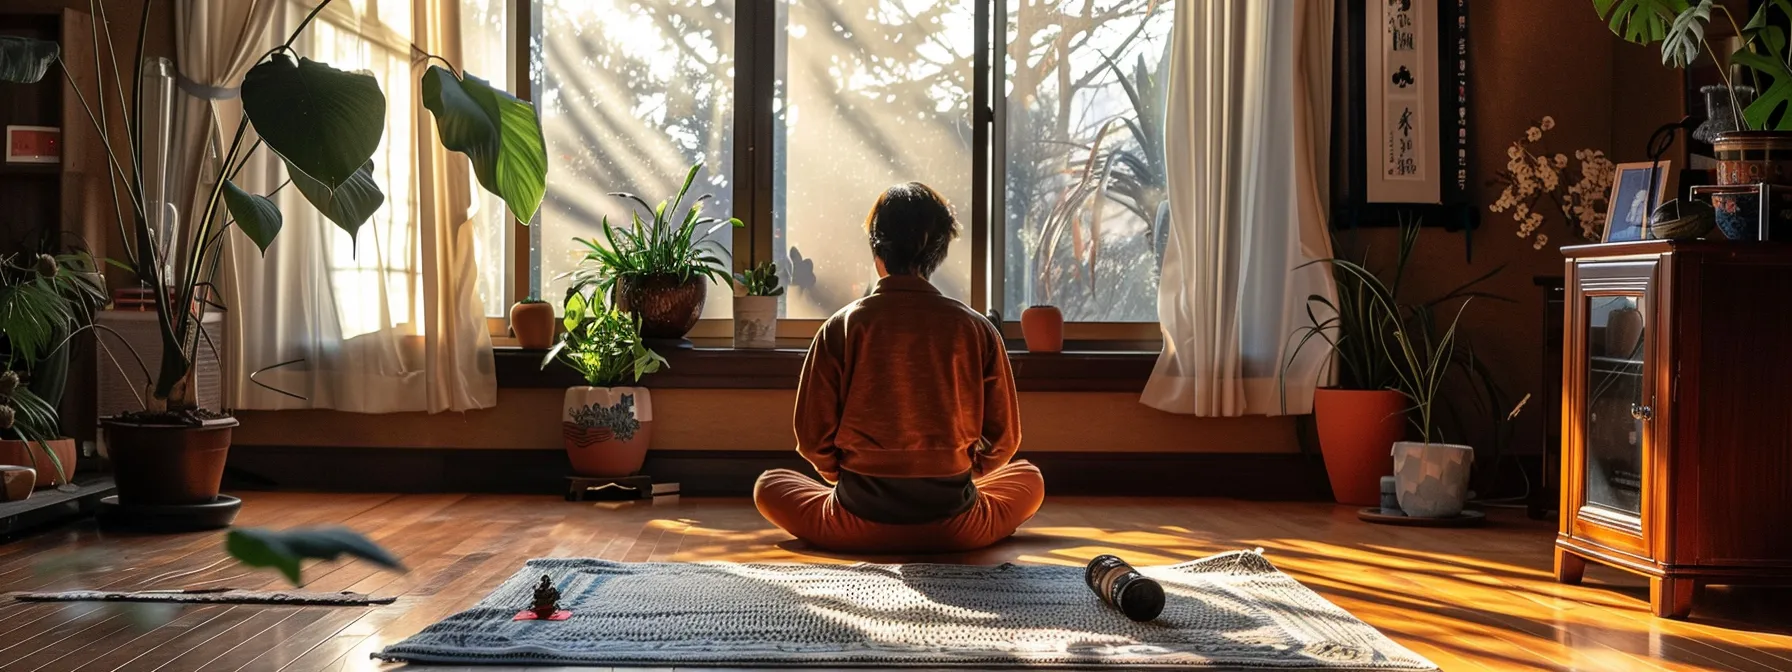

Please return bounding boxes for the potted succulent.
[511,297,556,350]
[1595,0,1792,238]
[0,248,106,490]
[1281,219,1500,506]
[542,291,667,477]
[569,162,742,345]
[0,0,547,513]
[731,261,783,349]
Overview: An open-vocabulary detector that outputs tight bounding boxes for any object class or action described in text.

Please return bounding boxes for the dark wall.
[1333,1,1684,462]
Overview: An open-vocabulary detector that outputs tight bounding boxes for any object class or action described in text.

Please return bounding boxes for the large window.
[501,0,1174,333]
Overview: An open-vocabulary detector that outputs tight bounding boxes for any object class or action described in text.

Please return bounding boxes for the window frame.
[492,0,1162,345]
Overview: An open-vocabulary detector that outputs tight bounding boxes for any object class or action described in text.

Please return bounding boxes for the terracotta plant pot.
[1392,441,1474,518]
[1711,130,1792,240]
[0,438,77,488]
[733,295,778,349]
[616,275,706,340]
[511,300,557,349]
[1020,305,1064,352]
[562,386,654,477]
[0,466,34,502]
[1312,388,1408,506]
[102,417,237,506]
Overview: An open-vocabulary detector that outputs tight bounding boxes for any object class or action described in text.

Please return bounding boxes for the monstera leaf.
[226,526,404,586]
[1661,0,1713,67]
[289,159,384,241]
[420,65,548,224]
[242,53,386,191]
[222,181,283,254]
[0,36,59,84]
[1594,0,1692,44]
[1734,49,1792,130]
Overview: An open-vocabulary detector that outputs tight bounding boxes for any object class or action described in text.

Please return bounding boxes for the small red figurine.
[513,574,571,621]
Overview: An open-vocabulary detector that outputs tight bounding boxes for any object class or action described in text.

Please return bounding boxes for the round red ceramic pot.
[1020,305,1064,352]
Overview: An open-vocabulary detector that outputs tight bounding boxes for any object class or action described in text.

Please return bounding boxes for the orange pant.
[753,460,1045,554]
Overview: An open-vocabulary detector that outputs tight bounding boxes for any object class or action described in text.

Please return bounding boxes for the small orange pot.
[1312,388,1409,506]
[1021,305,1064,352]
[511,301,557,350]
[0,438,76,488]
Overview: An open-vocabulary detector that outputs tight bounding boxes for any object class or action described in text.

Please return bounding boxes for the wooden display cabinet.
[1555,240,1792,618]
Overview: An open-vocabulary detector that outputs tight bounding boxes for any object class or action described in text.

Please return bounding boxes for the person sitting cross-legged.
[753,182,1044,554]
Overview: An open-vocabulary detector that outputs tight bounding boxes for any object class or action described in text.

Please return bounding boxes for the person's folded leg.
[753,462,1045,554]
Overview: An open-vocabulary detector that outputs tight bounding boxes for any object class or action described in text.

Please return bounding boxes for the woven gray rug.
[376,551,1436,669]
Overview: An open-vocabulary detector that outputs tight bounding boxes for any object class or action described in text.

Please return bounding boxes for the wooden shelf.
[0,474,115,539]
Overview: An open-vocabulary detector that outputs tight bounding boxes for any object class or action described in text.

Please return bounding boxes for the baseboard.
[224,447,1330,499]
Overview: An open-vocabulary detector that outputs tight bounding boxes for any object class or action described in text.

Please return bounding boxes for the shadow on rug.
[375,550,1436,669]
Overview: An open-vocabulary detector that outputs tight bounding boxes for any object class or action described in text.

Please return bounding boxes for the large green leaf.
[1735,49,1792,129]
[420,65,548,224]
[242,53,386,190]
[0,36,59,84]
[225,527,404,586]
[288,159,384,241]
[1742,0,1792,60]
[1594,0,1691,44]
[1662,1,1713,67]
[222,180,283,255]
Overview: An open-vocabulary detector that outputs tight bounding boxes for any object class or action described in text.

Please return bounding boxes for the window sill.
[495,341,1159,392]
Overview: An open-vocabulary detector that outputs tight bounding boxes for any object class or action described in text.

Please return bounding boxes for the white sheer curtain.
[220,0,498,413]
[1141,1,1336,416]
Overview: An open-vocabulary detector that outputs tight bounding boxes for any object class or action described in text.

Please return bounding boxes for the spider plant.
[543,291,668,388]
[569,162,743,300]
[733,261,785,297]
[0,0,548,419]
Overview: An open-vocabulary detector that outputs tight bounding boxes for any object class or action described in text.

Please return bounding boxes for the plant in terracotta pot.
[1595,0,1792,238]
[0,247,106,491]
[0,0,547,518]
[542,291,668,477]
[1280,218,1501,506]
[731,261,783,349]
[570,162,743,347]
[510,297,556,350]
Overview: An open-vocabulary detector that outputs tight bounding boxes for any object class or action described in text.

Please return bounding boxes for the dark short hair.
[863,182,959,277]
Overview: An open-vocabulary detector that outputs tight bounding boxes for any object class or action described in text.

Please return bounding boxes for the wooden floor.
[0,493,1787,671]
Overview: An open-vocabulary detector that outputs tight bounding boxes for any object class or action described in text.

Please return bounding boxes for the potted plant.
[569,162,742,345]
[511,297,556,350]
[542,291,667,477]
[731,261,782,349]
[0,248,106,490]
[1281,219,1500,506]
[0,0,547,513]
[1595,0,1792,238]
[1020,305,1064,352]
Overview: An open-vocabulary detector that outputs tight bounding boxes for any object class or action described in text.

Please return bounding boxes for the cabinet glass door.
[1583,295,1647,516]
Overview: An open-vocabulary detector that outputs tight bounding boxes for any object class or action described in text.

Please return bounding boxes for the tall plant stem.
[285,0,337,50]
[92,0,142,203]
[53,57,142,268]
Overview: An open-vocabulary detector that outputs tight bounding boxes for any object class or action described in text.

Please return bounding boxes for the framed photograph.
[5,125,61,164]
[1603,162,1672,243]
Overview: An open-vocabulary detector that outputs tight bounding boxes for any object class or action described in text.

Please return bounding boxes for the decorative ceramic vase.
[103,417,237,506]
[1711,130,1792,240]
[0,466,33,502]
[0,437,77,488]
[1313,388,1408,506]
[616,274,707,340]
[1020,305,1064,352]
[510,300,556,350]
[732,295,778,349]
[562,386,654,477]
[1391,441,1474,518]
[1604,306,1645,359]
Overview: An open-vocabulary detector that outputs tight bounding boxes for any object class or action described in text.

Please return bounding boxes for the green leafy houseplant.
[0,249,107,485]
[543,292,668,388]
[571,161,741,295]
[733,261,784,297]
[1596,0,1792,130]
[0,0,548,418]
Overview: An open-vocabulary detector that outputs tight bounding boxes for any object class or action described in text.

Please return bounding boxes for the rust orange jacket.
[793,274,1021,482]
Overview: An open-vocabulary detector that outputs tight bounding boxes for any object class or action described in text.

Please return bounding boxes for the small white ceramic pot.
[562,386,654,477]
[1391,441,1474,518]
[733,295,778,349]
